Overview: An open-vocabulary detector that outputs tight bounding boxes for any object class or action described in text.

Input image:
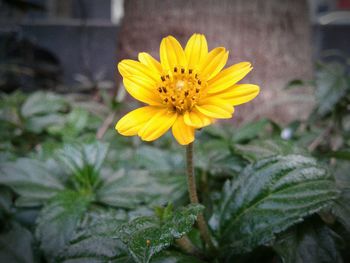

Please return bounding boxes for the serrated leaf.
[117,204,204,263]
[57,142,109,177]
[73,208,128,239]
[56,142,108,191]
[36,190,92,258]
[59,237,131,263]
[274,217,343,263]
[234,139,307,162]
[0,158,65,207]
[216,154,338,255]
[58,210,131,263]
[21,92,67,118]
[0,222,35,263]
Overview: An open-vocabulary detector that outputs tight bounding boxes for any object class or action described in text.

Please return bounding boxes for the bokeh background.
[1,0,349,124]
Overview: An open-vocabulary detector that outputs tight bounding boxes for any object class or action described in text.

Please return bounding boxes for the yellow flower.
[115,34,260,145]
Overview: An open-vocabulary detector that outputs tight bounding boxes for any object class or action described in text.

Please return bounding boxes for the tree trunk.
[118,0,313,124]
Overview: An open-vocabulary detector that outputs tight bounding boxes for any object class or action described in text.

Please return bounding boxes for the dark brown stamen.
[161,76,165,81]
[189,69,193,74]
[164,98,168,102]
[171,96,176,101]
[166,74,170,79]
[158,87,162,92]
[174,67,178,72]
[181,68,185,74]
[198,80,202,85]
[162,87,167,93]
[184,91,189,96]
[196,88,200,93]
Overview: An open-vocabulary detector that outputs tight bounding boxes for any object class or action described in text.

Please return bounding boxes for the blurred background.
[0,0,349,124]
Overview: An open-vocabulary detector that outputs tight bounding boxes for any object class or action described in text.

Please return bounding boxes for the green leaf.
[215,154,338,255]
[97,169,161,209]
[36,190,91,258]
[57,142,109,176]
[234,139,307,162]
[72,208,128,239]
[151,250,205,263]
[59,237,131,263]
[274,217,343,263]
[117,204,204,263]
[0,158,65,207]
[25,113,65,133]
[56,142,108,191]
[58,209,131,262]
[152,172,187,205]
[20,92,67,118]
[201,124,232,140]
[331,160,350,232]
[0,186,12,217]
[196,139,229,166]
[315,62,349,116]
[0,222,35,263]
[134,146,183,173]
[326,150,350,160]
[48,107,90,138]
[231,119,270,143]
[98,168,188,209]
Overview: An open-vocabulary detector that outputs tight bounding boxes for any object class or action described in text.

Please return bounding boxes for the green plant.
[0,55,349,262]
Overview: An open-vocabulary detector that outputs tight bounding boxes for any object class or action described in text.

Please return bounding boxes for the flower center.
[157,67,205,114]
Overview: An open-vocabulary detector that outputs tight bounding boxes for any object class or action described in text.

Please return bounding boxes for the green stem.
[186,142,215,251]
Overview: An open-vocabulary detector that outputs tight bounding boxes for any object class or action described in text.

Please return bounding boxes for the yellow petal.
[160,36,187,71]
[185,34,208,70]
[214,84,260,106]
[183,108,212,128]
[207,62,252,94]
[138,109,177,141]
[172,115,195,145]
[123,76,162,106]
[118,59,160,82]
[138,52,162,74]
[196,97,234,119]
[199,47,228,81]
[115,106,161,136]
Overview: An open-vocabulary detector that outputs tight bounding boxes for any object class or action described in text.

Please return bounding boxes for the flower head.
[115,34,260,145]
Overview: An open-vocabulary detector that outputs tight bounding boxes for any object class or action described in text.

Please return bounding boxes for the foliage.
[214,155,338,257]
[1,54,350,263]
[117,204,203,263]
